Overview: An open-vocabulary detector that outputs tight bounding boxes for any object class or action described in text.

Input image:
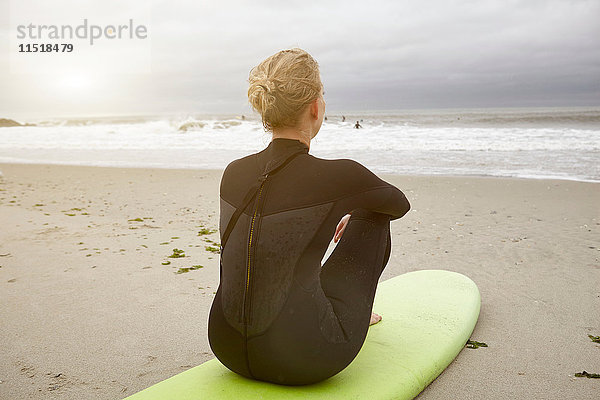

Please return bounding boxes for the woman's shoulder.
[309,155,383,179]
[220,152,261,194]
[307,154,361,168]
[223,151,260,175]
[304,155,390,192]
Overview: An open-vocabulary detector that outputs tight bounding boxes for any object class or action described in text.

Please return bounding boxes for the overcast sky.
[1,0,599,119]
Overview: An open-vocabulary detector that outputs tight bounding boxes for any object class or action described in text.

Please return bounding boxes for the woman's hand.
[333,213,352,243]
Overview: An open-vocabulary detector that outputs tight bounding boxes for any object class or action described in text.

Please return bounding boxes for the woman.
[208,48,410,386]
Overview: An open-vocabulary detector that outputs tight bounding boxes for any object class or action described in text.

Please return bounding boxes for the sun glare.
[58,74,93,91]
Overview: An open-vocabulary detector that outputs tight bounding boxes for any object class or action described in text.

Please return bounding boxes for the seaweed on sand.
[175,265,203,274]
[168,248,185,258]
[466,340,488,349]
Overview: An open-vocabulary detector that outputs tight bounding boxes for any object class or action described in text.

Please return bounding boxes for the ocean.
[0,107,598,182]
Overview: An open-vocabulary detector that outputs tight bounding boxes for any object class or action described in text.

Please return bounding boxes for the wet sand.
[0,163,598,399]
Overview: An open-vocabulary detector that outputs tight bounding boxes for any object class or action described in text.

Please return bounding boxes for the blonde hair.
[248,48,322,132]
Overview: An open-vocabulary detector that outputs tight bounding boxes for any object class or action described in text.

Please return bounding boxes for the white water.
[1,107,598,182]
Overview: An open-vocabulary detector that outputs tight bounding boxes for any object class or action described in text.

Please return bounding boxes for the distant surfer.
[354,120,362,129]
[342,115,345,122]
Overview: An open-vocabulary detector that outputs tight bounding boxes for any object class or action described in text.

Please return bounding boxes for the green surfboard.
[125,269,481,400]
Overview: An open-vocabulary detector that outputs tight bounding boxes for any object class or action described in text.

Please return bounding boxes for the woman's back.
[209,137,409,384]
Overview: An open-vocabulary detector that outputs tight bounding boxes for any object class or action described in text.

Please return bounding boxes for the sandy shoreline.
[0,163,598,399]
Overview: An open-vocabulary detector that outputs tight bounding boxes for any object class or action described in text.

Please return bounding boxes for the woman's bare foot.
[369,312,382,326]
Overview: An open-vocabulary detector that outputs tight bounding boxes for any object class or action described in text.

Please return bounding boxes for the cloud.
[1,0,598,118]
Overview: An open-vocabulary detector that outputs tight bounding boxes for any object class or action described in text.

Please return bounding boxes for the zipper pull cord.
[220,173,270,255]
[220,149,302,255]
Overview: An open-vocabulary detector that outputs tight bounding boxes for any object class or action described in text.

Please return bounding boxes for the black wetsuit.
[208,138,410,385]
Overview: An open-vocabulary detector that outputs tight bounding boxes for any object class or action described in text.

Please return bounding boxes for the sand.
[0,163,598,399]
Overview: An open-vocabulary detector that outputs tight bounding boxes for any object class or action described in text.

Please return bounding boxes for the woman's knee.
[349,208,391,226]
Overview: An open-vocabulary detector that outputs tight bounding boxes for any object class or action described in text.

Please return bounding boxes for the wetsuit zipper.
[242,174,269,326]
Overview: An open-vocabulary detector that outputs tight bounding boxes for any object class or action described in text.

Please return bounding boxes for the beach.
[0,162,598,399]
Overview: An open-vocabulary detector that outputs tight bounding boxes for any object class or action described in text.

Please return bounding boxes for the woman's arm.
[336,159,411,221]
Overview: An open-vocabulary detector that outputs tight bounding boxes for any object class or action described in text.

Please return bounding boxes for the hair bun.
[248,76,276,116]
[258,79,275,93]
